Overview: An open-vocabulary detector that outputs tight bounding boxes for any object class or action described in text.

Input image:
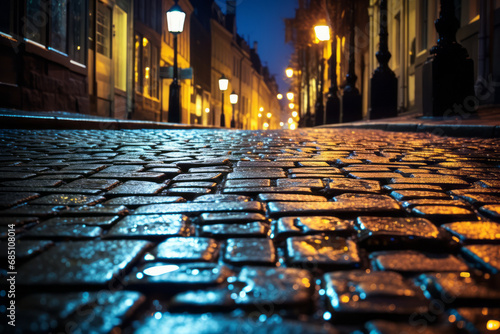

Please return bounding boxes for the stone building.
[0,0,90,113]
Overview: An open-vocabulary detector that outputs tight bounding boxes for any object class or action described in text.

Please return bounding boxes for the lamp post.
[342,0,362,123]
[166,0,186,123]
[370,0,398,119]
[219,75,229,127]
[286,67,294,78]
[314,24,330,126]
[325,6,340,124]
[229,91,238,128]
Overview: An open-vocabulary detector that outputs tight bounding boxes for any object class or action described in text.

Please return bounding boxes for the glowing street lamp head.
[229,91,238,104]
[266,112,272,118]
[287,92,294,101]
[166,2,186,34]
[314,24,330,42]
[289,103,295,110]
[292,111,298,118]
[277,93,283,100]
[263,122,269,128]
[258,113,262,118]
[285,67,293,78]
[205,108,210,113]
[259,107,264,112]
[288,117,293,124]
[279,122,284,127]
[218,75,229,91]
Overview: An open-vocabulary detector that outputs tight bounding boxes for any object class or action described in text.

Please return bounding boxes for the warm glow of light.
[279,122,284,126]
[143,37,149,47]
[230,91,238,104]
[219,76,229,91]
[287,92,294,100]
[292,111,298,118]
[166,3,186,34]
[340,294,350,303]
[277,93,283,100]
[263,122,269,128]
[288,117,293,124]
[143,265,179,276]
[285,67,293,78]
[487,320,500,331]
[259,107,264,112]
[205,108,210,113]
[314,25,331,41]
[460,272,470,278]
[290,123,296,130]
[289,103,295,109]
[448,315,456,323]
[266,112,272,118]
[145,67,150,79]
[258,113,262,118]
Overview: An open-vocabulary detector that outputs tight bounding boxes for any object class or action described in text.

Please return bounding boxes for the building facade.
[0,0,283,128]
[286,0,500,124]
[0,0,90,113]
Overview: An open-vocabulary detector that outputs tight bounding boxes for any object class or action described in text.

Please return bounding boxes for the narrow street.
[1,127,499,333]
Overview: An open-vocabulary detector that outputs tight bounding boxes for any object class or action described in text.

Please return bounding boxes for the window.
[68,0,86,63]
[0,0,15,36]
[143,37,151,96]
[26,0,47,45]
[114,6,127,90]
[420,0,428,51]
[96,2,111,57]
[49,0,67,53]
[151,45,159,98]
[134,34,142,92]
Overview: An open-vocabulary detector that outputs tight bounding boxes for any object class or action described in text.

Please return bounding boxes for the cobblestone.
[1,128,499,333]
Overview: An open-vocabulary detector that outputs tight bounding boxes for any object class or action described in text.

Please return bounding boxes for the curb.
[319,122,500,138]
[0,114,221,130]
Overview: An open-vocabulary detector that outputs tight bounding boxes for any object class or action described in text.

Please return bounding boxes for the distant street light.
[229,91,238,128]
[286,67,293,78]
[292,111,298,118]
[266,112,272,118]
[277,93,283,100]
[287,92,294,101]
[219,75,229,127]
[289,103,295,109]
[166,0,186,123]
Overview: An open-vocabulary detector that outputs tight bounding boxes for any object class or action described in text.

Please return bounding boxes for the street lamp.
[286,67,294,78]
[229,91,238,128]
[166,0,186,123]
[277,93,283,100]
[314,25,330,42]
[286,92,294,101]
[219,75,229,127]
[314,23,331,126]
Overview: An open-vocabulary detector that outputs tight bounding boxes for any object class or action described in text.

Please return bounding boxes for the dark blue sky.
[217,0,298,94]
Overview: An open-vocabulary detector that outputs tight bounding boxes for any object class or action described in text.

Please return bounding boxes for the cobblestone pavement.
[1,128,500,334]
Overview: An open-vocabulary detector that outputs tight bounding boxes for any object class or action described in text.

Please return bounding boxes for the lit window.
[96,3,111,57]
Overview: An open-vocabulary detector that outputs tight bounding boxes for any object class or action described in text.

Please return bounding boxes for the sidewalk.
[0,109,217,130]
[1,107,500,137]
[320,106,500,137]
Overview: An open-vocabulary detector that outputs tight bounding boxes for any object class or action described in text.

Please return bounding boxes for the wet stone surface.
[1,128,500,333]
[17,240,151,289]
[286,235,360,270]
[370,250,469,273]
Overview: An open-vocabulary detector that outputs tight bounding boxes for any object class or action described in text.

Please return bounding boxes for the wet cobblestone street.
[1,128,500,333]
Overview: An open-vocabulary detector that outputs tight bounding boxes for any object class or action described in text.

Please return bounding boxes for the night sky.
[218,0,298,94]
